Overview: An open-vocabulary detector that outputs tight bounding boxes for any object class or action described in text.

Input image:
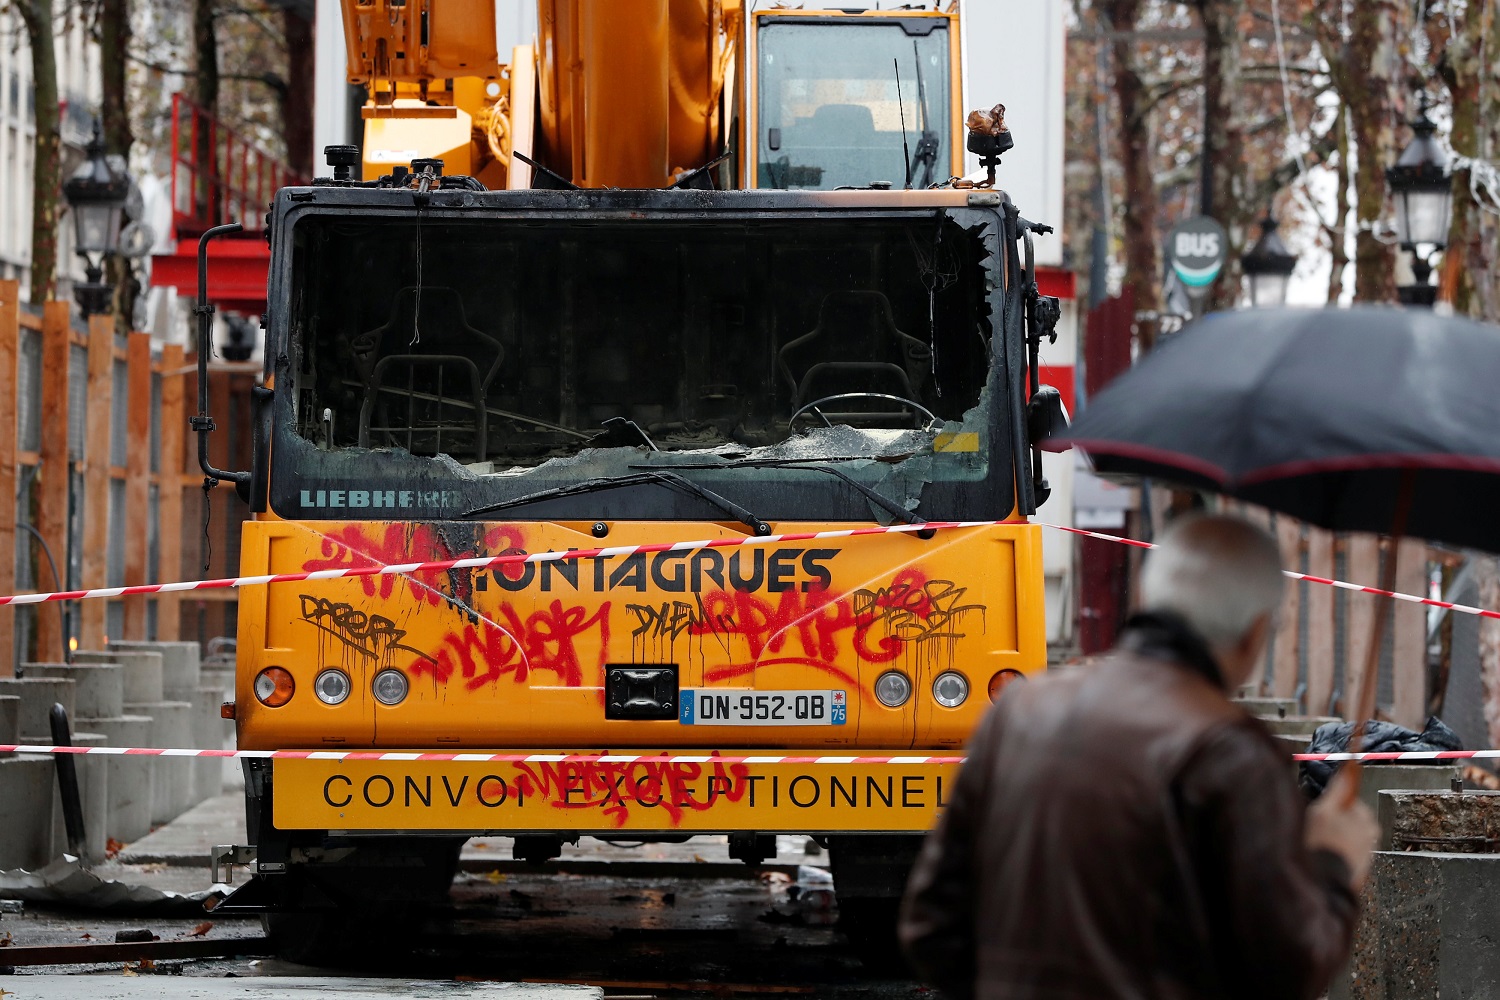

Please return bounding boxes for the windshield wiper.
[646,460,924,526]
[462,470,771,535]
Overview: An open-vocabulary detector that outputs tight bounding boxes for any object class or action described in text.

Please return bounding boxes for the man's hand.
[1305,767,1379,890]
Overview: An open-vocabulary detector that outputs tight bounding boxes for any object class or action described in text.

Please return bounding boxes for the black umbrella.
[1048,306,1500,554]
[1046,305,1500,783]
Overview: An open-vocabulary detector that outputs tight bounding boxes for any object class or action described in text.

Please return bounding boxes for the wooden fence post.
[1272,517,1302,700]
[79,313,113,650]
[35,302,72,661]
[1305,529,1336,716]
[0,281,18,677]
[1345,536,1381,718]
[156,344,186,640]
[122,331,152,639]
[1392,538,1428,730]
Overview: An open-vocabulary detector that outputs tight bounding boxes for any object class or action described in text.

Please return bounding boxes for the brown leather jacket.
[899,612,1358,1000]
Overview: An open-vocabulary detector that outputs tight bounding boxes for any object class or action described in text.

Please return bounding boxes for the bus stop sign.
[1168,217,1228,298]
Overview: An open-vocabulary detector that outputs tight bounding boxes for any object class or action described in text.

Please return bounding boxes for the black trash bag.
[1298,716,1463,799]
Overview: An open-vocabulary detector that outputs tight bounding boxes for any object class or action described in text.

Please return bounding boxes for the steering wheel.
[788,393,940,432]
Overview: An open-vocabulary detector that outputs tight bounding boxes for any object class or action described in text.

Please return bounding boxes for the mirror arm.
[191,223,253,490]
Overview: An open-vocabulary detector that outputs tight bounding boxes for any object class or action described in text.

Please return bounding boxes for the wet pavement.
[1,795,924,998]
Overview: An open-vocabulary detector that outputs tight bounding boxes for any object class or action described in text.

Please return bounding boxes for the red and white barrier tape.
[0,518,1492,624]
[1048,523,1500,623]
[0,520,992,607]
[0,744,1492,764]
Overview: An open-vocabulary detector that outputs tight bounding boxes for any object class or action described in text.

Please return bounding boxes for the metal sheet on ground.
[273,756,958,832]
[0,979,600,999]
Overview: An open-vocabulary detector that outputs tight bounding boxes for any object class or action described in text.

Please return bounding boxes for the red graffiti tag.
[424,600,611,689]
[301,524,525,606]
[511,757,752,827]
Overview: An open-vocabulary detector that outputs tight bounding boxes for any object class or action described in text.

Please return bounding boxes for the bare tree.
[1105,0,1164,347]
[15,0,61,305]
[1195,0,1250,311]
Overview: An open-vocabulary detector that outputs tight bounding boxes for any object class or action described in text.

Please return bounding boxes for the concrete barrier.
[0,754,55,869]
[1359,766,1464,836]
[124,700,193,824]
[0,677,76,739]
[73,649,162,704]
[110,641,201,699]
[23,662,124,719]
[1335,852,1500,999]
[188,687,224,804]
[72,714,154,843]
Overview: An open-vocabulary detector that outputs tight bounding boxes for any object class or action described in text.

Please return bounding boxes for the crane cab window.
[756,18,952,191]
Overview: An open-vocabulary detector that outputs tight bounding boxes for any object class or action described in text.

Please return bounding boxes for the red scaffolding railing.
[169,94,300,237]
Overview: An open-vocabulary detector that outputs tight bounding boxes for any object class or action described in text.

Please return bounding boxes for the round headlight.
[372,669,409,706]
[988,669,1025,701]
[314,669,351,705]
[874,671,912,708]
[932,671,969,709]
[253,667,295,707]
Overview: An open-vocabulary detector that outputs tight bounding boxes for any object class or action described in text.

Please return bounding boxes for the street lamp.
[1240,212,1298,308]
[62,122,130,316]
[1387,97,1453,307]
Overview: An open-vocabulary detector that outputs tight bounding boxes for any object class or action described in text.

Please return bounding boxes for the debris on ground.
[0,857,227,914]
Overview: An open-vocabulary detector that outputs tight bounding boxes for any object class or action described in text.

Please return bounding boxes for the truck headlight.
[874,671,912,708]
[313,669,351,705]
[932,672,969,709]
[372,669,409,706]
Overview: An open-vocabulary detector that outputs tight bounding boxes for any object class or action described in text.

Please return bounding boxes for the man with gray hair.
[900,514,1377,1000]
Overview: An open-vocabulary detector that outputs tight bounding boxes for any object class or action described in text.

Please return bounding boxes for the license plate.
[679,689,847,726]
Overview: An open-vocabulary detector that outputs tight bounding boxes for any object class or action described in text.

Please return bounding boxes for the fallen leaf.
[105,838,125,860]
[693,854,706,863]
[0,931,11,947]
[80,933,93,940]
[185,921,214,938]
[484,870,506,884]
[135,959,156,974]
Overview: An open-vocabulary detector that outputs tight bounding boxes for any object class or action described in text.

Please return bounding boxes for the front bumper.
[272,750,962,834]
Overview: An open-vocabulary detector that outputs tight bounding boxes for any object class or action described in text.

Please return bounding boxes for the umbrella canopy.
[1047,306,1500,552]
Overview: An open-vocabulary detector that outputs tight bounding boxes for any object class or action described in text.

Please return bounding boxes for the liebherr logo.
[299,489,463,509]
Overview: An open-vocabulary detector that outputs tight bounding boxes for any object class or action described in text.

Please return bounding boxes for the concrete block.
[188,687,225,804]
[75,714,154,843]
[1378,789,1500,853]
[1234,696,1296,718]
[201,667,235,699]
[47,731,109,863]
[125,700,193,824]
[0,694,18,747]
[23,662,124,719]
[0,753,56,869]
[1358,768,1463,841]
[110,640,200,697]
[73,649,163,703]
[1335,851,1500,999]
[1260,715,1341,737]
[0,677,75,739]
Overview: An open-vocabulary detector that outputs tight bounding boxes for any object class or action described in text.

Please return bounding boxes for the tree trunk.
[1435,0,1500,319]
[1344,0,1403,304]
[193,0,221,225]
[1325,105,1350,305]
[18,0,62,306]
[283,8,317,180]
[101,0,137,333]
[1196,0,1250,311]
[1106,0,1161,349]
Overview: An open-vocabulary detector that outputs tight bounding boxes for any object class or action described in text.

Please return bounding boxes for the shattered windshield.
[274,208,1009,522]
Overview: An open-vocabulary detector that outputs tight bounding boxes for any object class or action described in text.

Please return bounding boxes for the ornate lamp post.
[62,123,131,317]
[1240,212,1298,308]
[1387,98,1453,308]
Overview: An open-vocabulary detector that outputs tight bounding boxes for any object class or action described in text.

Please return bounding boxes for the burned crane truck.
[203,0,1064,961]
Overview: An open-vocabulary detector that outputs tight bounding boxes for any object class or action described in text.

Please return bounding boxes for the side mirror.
[1027,385,1070,447]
